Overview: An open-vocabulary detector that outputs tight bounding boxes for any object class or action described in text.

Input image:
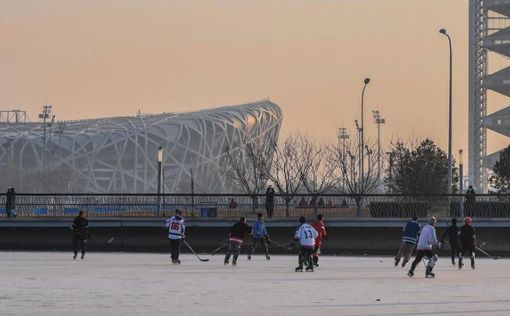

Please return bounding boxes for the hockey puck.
[376,299,381,301]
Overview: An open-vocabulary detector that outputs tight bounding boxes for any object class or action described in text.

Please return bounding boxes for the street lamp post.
[360,78,370,183]
[439,28,453,195]
[157,146,163,216]
[459,149,464,218]
[372,110,386,178]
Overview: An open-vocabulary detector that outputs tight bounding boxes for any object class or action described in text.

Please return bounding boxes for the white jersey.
[416,224,438,250]
[166,215,185,240]
[294,223,318,248]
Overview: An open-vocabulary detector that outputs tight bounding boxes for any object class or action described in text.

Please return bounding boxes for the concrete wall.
[0,218,509,256]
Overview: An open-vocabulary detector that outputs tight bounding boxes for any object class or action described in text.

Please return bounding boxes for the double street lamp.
[360,78,370,182]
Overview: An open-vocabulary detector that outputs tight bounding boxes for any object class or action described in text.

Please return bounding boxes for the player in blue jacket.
[248,213,270,261]
[394,215,421,267]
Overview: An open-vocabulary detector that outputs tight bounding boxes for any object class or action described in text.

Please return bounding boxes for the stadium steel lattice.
[470,0,510,191]
[0,100,282,193]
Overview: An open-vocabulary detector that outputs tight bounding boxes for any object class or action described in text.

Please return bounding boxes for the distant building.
[0,100,282,193]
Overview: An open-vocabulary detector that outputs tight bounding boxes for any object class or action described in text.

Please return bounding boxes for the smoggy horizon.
[1,0,509,164]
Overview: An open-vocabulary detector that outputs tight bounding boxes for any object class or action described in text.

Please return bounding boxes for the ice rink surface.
[1,251,509,316]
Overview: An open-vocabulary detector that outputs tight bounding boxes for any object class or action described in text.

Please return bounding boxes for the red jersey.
[312,220,326,247]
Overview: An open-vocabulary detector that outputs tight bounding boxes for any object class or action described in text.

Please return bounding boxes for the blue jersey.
[252,220,268,238]
[402,221,421,244]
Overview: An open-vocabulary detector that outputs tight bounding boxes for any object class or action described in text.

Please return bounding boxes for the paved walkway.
[1,252,509,315]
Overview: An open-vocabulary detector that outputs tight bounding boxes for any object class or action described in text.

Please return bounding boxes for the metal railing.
[0,193,509,218]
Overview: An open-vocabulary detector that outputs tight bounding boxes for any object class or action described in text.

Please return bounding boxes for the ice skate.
[224,260,229,266]
[425,272,435,278]
[73,255,77,260]
[401,260,407,268]
[295,266,303,272]
[394,259,399,267]
[81,254,85,260]
[407,270,414,277]
[471,258,476,270]
[305,266,314,272]
[247,255,251,261]
[232,261,237,266]
[266,255,270,261]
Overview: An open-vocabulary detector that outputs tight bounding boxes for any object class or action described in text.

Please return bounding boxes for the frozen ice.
[1,252,509,315]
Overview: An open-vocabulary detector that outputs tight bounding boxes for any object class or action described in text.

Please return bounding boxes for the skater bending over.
[294,217,318,272]
[441,218,460,265]
[72,211,90,260]
[224,217,252,266]
[166,209,185,264]
[408,216,440,278]
[458,217,476,270]
[311,214,327,267]
[394,215,421,267]
[248,213,270,261]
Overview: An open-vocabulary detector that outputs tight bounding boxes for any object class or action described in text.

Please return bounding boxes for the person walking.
[294,216,318,272]
[458,217,476,270]
[407,217,440,278]
[72,211,90,260]
[248,213,270,261]
[224,217,252,266]
[441,218,460,265]
[311,214,327,267]
[165,209,185,264]
[265,185,275,218]
[5,187,16,218]
[394,215,421,267]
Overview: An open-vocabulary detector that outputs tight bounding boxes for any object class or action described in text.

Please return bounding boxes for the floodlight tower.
[372,110,385,178]
[38,105,53,170]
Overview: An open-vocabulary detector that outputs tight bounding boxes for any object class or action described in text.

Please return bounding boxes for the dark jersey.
[441,224,459,246]
[72,216,89,236]
[229,222,252,242]
[459,224,476,247]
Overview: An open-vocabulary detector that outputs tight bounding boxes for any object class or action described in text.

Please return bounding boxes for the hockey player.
[441,218,460,265]
[458,217,476,270]
[72,211,90,260]
[394,215,421,267]
[407,216,440,278]
[294,216,318,272]
[165,209,185,264]
[311,214,327,267]
[248,213,270,261]
[224,217,252,266]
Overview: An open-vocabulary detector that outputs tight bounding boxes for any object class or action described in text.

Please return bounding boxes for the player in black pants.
[458,217,476,270]
[441,218,460,265]
[72,211,90,260]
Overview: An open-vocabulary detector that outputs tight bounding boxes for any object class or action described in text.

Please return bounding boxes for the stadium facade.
[0,100,282,193]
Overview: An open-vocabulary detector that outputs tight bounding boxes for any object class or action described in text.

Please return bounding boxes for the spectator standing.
[265,185,275,218]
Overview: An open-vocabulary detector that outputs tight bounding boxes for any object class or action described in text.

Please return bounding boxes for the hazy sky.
[1,0,509,162]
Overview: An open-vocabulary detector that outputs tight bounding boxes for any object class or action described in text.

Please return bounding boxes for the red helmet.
[464,217,473,225]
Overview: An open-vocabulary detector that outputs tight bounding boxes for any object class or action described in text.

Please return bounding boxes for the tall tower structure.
[469,0,510,192]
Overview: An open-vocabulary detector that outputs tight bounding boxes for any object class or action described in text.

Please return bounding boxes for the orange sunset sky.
[1,0,509,162]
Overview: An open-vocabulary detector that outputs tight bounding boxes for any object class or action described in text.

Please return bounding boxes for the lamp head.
[439,28,447,34]
[364,78,370,84]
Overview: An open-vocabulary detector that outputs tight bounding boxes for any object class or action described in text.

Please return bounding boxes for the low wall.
[0,218,509,256]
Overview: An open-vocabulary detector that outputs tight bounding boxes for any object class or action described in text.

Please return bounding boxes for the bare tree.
[330,137,379,216]
[224,133,273,211]
[266,134,303,216]
[298,136,337,213]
